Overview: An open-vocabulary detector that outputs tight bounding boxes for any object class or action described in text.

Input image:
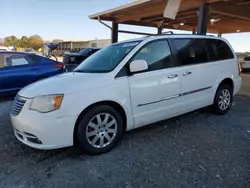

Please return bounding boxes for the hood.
[18,72,111,98]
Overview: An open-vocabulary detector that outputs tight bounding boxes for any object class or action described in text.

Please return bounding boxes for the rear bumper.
[242,63,250,69]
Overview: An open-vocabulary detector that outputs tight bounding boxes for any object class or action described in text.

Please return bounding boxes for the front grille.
[11,96,27,116]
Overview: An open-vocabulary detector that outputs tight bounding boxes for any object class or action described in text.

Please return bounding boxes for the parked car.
[63,48,100,71]
[22,48,37,54]
[0,52,65,99]
[11,34,242,154]
[0,46,11,51]
[241,56,250,71]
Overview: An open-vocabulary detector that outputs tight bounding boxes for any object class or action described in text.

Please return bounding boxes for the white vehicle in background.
[10,34,242,154]
[22,48,37,54]
[0,46,11,51]
[242,56,250,71]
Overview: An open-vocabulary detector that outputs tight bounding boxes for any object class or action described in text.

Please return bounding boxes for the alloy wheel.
[86,113,118,148]
[218,89,231,111]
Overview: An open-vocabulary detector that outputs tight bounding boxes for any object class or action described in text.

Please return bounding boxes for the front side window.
[131,40,173,72]
[205,39,234,61]
[74,41,141,73]
[173,39,208,66]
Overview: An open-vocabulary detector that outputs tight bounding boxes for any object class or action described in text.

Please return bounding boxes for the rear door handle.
[167,74,178,79]
[183,71,192,76]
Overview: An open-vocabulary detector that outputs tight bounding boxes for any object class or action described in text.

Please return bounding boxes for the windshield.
[74,41,141,73]
[79,48,89,55]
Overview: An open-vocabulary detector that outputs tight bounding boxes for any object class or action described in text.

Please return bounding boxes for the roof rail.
[161,31,174,35]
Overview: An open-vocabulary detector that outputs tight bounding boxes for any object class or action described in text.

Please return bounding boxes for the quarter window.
[173,39,208,66]
[4,54,32,67]
[131,40,173,72]
[205,39,234,61]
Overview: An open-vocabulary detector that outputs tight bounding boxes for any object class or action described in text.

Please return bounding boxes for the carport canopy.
[90,0,250,42]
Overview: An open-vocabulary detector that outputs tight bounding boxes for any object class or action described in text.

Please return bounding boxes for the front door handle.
[168,74,178,79]
[183,71,192,76]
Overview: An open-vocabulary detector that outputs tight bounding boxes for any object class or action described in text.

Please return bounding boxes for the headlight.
[30,94,64,113]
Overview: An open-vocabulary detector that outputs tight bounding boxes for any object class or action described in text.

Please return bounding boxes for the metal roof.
[90,0,250,34]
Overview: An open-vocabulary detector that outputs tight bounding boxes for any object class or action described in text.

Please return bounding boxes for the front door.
[128,39,181,128]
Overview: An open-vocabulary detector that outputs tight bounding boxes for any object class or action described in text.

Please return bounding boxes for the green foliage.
[28,35,44,50]
[51,39,64,43]
[19,36,29,48]
[3,35,44,50]
[4,35,19,47]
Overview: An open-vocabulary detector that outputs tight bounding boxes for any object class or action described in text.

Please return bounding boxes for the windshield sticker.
[122,42,139,48]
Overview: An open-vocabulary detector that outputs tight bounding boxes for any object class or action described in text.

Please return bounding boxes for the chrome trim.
[137,86,212,107]
[138,94,180,107]
[181,86,212,96]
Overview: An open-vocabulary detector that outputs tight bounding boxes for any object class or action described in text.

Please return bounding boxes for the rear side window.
[4,54,34,67]
[244,56,250,61]
[205,39,234,61]
[173,39,208,66]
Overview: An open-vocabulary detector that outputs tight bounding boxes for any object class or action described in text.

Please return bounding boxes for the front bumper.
[10,99,77,150]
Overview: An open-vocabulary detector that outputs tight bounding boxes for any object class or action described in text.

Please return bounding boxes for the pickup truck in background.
[63,48,100,71]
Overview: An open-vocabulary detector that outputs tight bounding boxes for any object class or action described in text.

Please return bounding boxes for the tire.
[76,105,124,155]
[213,84,233,115]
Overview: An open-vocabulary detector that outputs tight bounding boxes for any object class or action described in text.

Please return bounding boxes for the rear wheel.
[76,105,124,154]
[213,85,233,115]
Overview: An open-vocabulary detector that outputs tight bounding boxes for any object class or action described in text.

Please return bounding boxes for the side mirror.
[129,60,148,73]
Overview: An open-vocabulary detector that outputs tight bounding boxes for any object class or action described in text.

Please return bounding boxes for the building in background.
[59,39,111,53]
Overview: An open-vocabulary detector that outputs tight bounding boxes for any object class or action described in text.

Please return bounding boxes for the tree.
[51,39,64,43]
[28,35,44,50]
[0,37,4,46]
[19,36,29,48]
[4,35,19,47]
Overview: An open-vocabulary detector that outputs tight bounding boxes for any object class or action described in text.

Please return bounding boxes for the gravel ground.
[0,74,250,188]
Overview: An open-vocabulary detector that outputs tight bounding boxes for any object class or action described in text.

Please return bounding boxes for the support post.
[218,33,222,37]
[157,27,163,34]
[192,28,196,34]
[111,22,118,43]
[70,42,73,51]
[197,3,209,35]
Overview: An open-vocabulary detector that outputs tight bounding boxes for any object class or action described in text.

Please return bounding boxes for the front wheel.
[76,105,124,155]
[213,85,233,115]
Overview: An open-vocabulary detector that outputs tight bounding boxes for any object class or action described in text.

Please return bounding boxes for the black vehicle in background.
[63,48,100,71]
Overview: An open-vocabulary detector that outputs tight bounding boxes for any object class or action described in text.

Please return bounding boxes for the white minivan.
[11,34,242,154]
[242,56,250,71]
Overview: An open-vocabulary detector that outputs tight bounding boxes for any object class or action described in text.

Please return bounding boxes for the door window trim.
[170,38,210,68]
[204,39,235,62]
[115,38,176,78]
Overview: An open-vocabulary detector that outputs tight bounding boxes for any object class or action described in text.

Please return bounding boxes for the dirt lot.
[0,74,250,188]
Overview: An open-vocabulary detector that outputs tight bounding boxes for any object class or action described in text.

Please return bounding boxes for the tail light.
[53,63,65,69]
